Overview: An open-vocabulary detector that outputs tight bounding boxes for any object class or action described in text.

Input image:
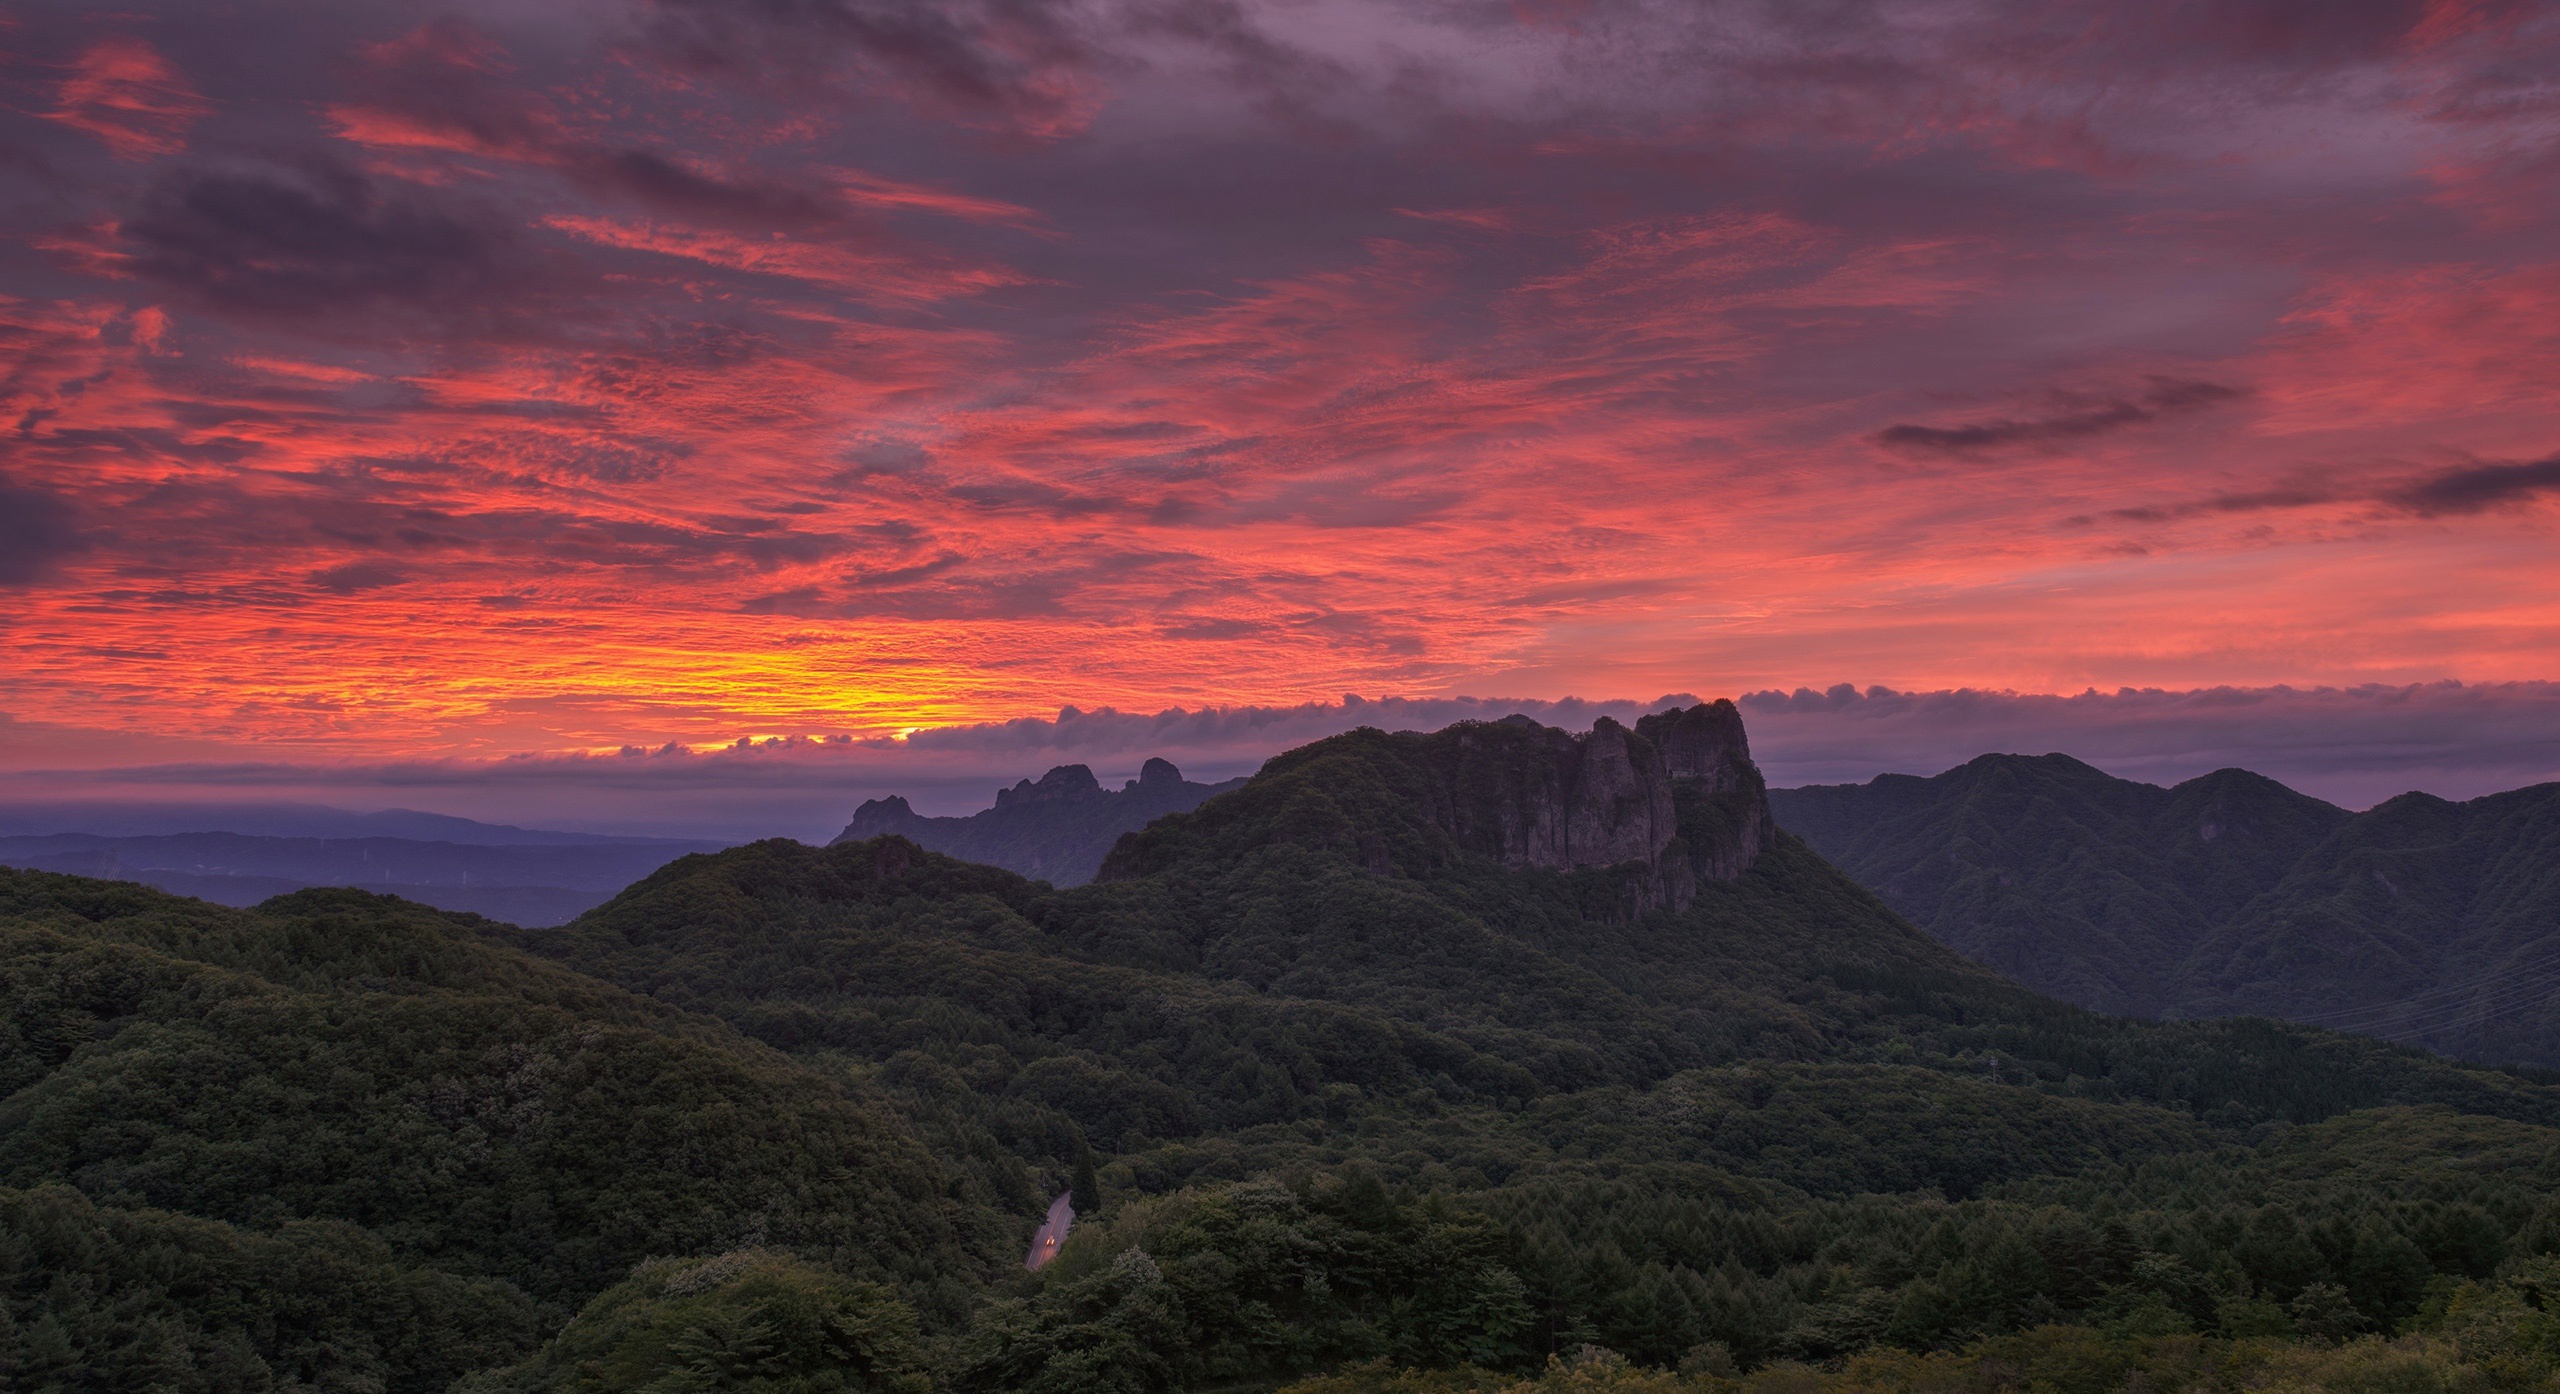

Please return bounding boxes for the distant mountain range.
[831,756,1247,884]
[0,801,701,845]
[0,824,725,926]
[1770,754,2560,1066]
[0,764,1254,924]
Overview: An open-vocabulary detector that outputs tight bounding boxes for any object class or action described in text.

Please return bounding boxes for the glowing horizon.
[4,1,2557,770]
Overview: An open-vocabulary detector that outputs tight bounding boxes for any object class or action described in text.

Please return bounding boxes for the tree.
[1073,1153,1102,1218]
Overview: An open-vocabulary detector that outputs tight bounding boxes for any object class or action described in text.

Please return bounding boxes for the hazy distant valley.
[0,827,726,926]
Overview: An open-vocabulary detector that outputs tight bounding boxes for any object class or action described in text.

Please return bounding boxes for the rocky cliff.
[1638,699,1777,881]
[1439,714,1678,874]
[1094,702,1775,918]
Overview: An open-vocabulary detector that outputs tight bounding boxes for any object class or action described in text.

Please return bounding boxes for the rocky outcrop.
[1639,699,1753,790]
[1442,716,1678,874]
[831,760,1248,886]
[1399,703,1774,915]
[1090,702,1777,916]
[840,794,921,842]
[1430,715,1692,916]
[1637,700,1776,881]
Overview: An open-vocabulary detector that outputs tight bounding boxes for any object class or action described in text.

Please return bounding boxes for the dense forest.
[1771,754,2560,1063]
[9,704,2560,1391]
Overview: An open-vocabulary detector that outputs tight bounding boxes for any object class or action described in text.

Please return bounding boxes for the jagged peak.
[994,764,1106,809]
[1635,699,1755,791]
[833,794,919,845]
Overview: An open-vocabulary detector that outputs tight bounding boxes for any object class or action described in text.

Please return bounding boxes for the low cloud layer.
[6,683,2552,842]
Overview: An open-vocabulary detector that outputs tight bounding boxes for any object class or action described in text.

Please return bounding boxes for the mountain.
[831,756,1247,885]
[492,703,2560,1384]
[0,801,708,845]
[18,704,2560,1391]
[1769,754,2560,1064]
[0,871,1015,1391]
[0,830,727,926]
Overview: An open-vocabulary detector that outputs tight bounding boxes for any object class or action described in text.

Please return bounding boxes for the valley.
[6,706,2560,1391]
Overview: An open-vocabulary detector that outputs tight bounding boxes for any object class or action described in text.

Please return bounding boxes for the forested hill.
[830,757,1246,885]
[17,704,2560,1391]
[1769,754,2560,1064]
[0,870,1014,1392]
[0,829,723,926]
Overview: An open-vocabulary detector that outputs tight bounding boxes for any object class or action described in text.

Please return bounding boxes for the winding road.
[1024,1191,1075,1271]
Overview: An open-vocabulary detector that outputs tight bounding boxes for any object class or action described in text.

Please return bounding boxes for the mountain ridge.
[18,703,2560,1390]
[1770,754,2560,1063]
[832,756,1247,885]
[0,829,727,926]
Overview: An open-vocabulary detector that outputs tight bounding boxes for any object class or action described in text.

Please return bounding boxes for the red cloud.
[5,1,2560,767]
[46,37,210,159]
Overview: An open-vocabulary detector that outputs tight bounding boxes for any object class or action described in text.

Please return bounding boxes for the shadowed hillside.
[832,758,1247,885]
[1772,755,2560,1064]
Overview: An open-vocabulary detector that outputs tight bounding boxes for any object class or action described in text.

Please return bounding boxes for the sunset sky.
[4,0,2558,831]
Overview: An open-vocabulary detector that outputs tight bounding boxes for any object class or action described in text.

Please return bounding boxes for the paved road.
[1025,1191,1075,1271]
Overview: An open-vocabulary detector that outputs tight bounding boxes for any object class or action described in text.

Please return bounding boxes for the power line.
[2240,945,2560,1047]
[2285,965,2560,1024]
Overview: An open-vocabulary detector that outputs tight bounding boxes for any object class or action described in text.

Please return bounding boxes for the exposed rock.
[1638,700,1776,881]
[1103,703,1775,917]
[1640,699,1753,790]
[1442,716,1678,874]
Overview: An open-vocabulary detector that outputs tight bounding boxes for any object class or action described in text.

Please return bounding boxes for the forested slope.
[1770,755,2560,1063]
[0,871,1019,1391]
[495,706,2560,1386]
[14,706,2560,1391]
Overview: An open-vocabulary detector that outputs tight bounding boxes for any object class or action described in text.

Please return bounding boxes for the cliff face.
[1094,702,1775,918]
[1637,700,1777,881]
[1441,716,1678,875]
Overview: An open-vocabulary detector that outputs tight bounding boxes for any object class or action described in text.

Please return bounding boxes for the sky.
[3,0,2558,835]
